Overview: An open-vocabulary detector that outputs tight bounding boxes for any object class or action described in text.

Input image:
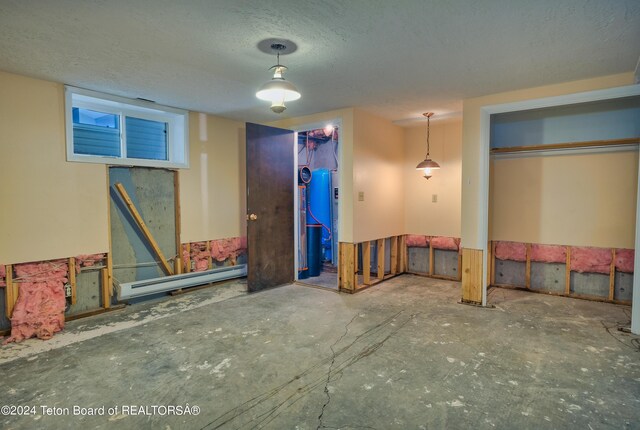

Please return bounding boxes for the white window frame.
[65,86,189,168]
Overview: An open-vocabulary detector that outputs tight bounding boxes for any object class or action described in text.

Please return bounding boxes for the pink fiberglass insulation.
[181,237,248,270]
[190,242,210,272]
[430,236,460,251]
[4,260,67,344]
[0,264,5,287]
[494,241,526,262]
[615,249,634,273]
[182,244,190,270]
[406,235,429,247]
[211,237,247,262]
[570,247,612,274]
[75,254,106,272]
[530,244,566,264]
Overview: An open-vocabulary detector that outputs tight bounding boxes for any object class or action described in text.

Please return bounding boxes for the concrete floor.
[1,275,639,429]
[299,270,338,290]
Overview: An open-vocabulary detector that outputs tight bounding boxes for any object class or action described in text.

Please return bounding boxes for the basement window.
[65,86,189,168]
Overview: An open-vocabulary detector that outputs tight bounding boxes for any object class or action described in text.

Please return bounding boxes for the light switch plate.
[358,191,365,201]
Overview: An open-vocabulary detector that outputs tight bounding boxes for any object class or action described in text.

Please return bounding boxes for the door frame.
[290,119,343,282]
[476,83,640,333]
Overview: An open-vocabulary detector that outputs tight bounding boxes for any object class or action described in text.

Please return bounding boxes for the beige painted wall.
[352,109,405,242]
[0,71,109,264]
[462,72,635,249]
[491,151,638,248]
[179,112,246,242]
[0,70,247,264]
[404,118,462,237]
[270,108,355,243]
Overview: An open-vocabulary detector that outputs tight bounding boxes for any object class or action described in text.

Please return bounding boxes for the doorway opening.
[295,124,340,290]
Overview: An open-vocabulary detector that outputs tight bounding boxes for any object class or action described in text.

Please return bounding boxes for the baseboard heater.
[119,264,247,300]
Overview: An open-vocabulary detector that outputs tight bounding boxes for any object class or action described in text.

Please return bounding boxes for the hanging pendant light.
[256,43,301,114]
[415,112,440,179]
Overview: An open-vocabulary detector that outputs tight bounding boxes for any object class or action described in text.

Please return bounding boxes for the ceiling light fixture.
[256,43,301,114]
[416,112,440,179]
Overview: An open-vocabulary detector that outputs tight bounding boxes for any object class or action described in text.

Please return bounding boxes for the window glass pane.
[72,108,121,157]
[125,117,168,160]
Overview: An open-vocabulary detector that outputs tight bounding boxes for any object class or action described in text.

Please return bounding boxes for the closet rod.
[491,137,639,154]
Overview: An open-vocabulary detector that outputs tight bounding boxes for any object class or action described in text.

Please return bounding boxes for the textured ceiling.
[0,0,638,124]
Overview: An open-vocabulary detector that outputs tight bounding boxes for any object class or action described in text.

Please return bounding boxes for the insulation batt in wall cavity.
[615,249,635,273]
[406,235,429,247]
[494,241,635,274]
[4,260,68,344]
[570,247,612,274]
[430,236,460,251]
[75,254,106,270]
[530,244,566,263]
[186,241,210,272]
[495,242,527,262]
[211,237,247,261]
[182,237,247,272]
[406,235,460,251]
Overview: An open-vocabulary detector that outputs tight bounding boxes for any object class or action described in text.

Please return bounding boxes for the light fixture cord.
[426,114,431,157]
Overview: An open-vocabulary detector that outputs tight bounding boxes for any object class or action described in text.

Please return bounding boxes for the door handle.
[248,213,258,221]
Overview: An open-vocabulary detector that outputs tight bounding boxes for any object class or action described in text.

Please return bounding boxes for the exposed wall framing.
[338,235,405,293]
[405,236,462,282]
[489,240,633,305]
[4,265,16,318]
[1,254,119,340]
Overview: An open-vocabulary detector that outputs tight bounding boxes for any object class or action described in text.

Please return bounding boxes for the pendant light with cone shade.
[415,112,440,179]
[256,43,301,114]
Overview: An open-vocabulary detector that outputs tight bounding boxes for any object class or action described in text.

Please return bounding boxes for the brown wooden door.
[246,123,295,292]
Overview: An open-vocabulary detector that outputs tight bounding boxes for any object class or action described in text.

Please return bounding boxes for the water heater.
[307,168,333,262]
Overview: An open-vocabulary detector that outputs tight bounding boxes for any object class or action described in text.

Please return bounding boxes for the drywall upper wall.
[404,118,462,237]
[352,109,404,242]
[0,70,247,264]
[462,72,635,249]
[491,150,638,248]
[0,70,109,263]
[179,112,246,243]
[269,108,355,243]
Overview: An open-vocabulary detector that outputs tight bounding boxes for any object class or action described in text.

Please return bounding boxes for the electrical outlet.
[358,191,365,201]
[432,194,438,203]
[64,283,72,298]
[191,260,196,270]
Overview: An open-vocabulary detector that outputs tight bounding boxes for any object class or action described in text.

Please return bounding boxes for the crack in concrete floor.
[317,313,360,430]
[201,310,417,430]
